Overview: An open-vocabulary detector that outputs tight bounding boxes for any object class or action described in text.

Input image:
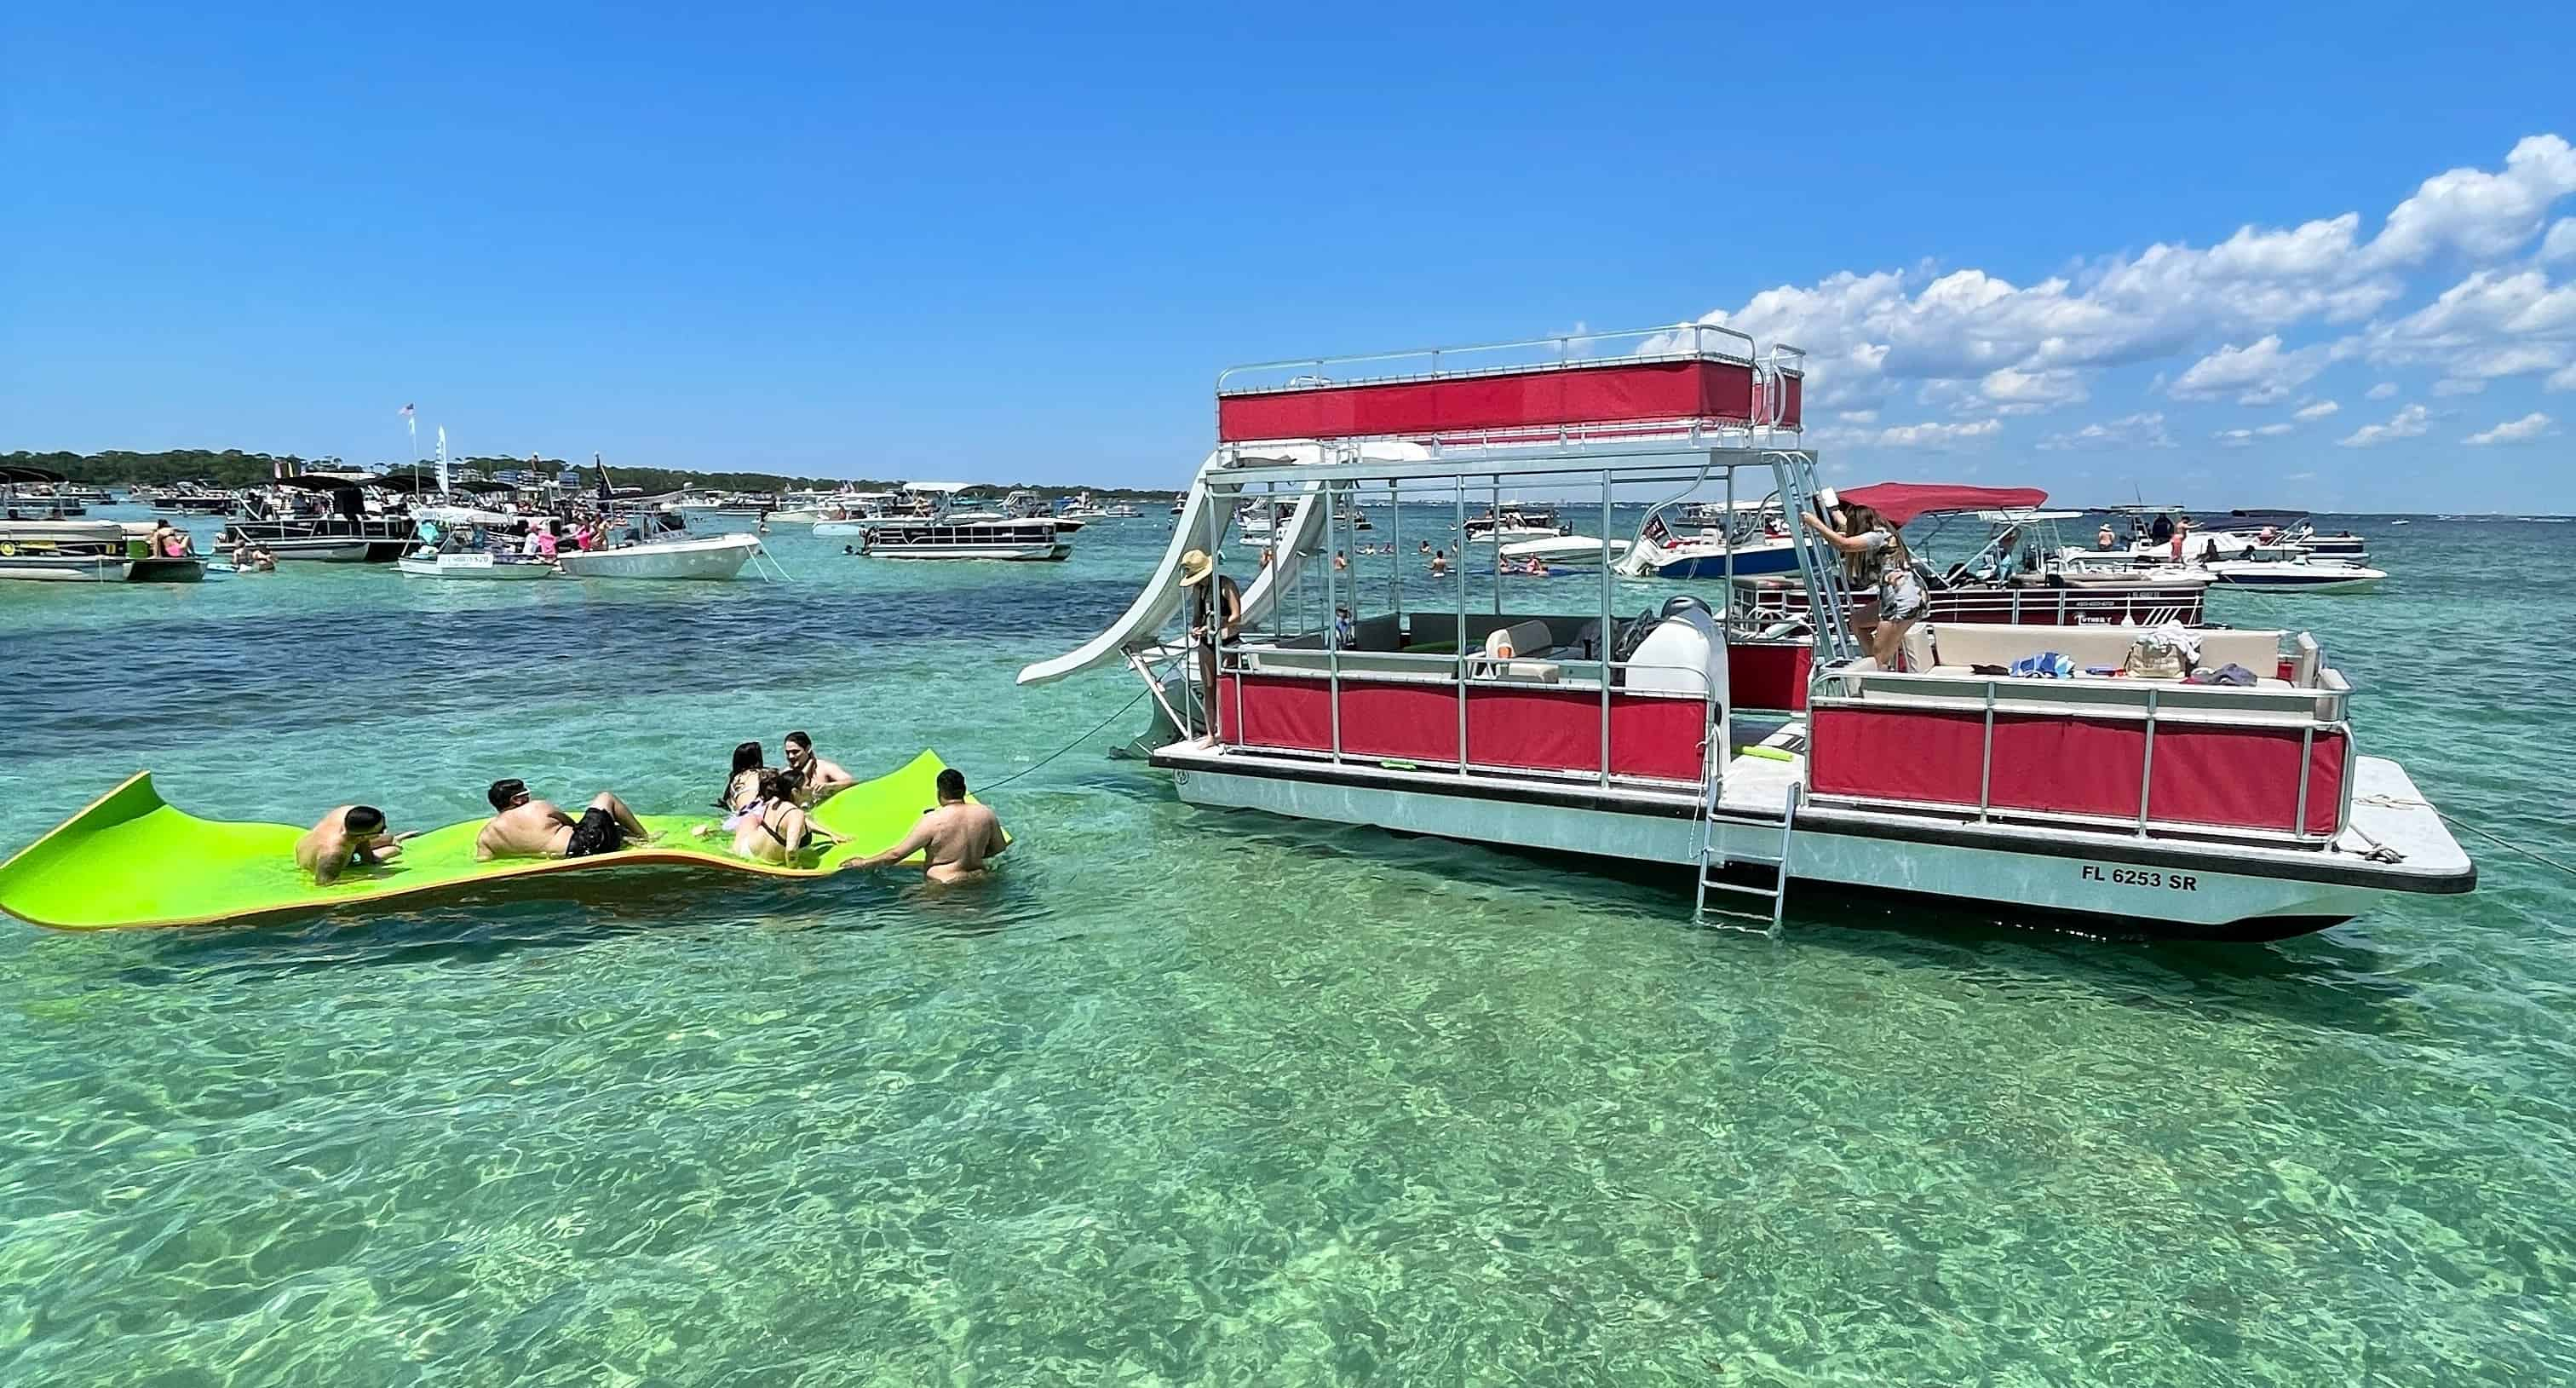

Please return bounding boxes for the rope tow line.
[980,688,1153,794]
[2353,793,2575,878]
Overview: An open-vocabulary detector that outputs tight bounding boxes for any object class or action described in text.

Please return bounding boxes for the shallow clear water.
[2,512,2571,1385]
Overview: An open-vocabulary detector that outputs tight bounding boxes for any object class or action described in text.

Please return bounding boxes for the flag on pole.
[399,404,414,419]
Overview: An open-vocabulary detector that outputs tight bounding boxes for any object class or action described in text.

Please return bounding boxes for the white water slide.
[1015,441,1428,687]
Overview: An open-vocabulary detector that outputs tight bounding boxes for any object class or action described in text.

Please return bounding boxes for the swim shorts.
[564,807,625,858]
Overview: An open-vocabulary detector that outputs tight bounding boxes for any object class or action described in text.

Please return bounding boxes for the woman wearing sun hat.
[1180,549,1244,744]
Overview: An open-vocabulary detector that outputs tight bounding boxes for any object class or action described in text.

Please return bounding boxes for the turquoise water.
[2,512,2571,1385]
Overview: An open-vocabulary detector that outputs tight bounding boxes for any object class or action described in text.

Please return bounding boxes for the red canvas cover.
[1835,482,2049,527]
[1217,358,1761,443]
[1809,706,2347,835]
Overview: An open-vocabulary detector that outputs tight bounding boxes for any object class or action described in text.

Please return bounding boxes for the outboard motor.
[1625,601,1727,699]
[1659,595,1713,621]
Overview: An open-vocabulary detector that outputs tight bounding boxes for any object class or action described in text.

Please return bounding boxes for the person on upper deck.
[1180,549,1243,746]
[1800,501,1926,671]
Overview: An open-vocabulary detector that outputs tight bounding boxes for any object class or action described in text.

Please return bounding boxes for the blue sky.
[5,2,2574,509]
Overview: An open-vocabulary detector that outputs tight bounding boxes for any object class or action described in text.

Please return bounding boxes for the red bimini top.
[1833,482,2047,528]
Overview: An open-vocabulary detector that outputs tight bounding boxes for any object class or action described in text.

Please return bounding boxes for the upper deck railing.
[1216,324,1805,449]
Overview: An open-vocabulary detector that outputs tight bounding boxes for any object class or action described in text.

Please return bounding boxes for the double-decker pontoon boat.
[220,475,413,562]
[1021,325,2471,940]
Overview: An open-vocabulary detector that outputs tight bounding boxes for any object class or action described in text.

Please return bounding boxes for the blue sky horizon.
[5,3,2574,510]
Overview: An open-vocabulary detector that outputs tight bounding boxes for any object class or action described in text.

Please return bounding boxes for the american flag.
[399,403,415,419]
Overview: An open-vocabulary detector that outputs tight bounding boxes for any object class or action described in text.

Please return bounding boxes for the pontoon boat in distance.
[1020,324,2472,940]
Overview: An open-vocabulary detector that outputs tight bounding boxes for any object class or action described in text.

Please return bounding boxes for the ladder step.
[1699,904,1778,926]
[1700,878,1780,899]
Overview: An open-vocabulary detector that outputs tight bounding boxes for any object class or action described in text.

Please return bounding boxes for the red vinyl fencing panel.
[1808,706,2344,836]
[1217,358,1762,443]
[1216,675,1709,781]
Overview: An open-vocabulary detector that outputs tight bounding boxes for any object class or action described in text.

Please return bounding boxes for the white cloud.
[2213,422,2298,447]
[2286,470,2320,481]
[1648,135,2576,446]
[2038,412,2176,451]
[2551,363,2576,392]
[2166,335,2332,404]
[2293,399,2341,420]
[2432,377,2487,395]
[2360,135,2576,268]
[2464,411,2556,446]
[1978,366,2089,415]
[1873,417,2004,449]
[2338,403,2432,447]
[2544,218,2576,264]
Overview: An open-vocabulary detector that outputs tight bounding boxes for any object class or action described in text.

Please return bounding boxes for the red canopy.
[1834,482,2048,528]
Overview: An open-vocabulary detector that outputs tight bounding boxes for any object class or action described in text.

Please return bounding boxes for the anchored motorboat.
[219,474,413,562]
[1500,533,1632,568]
[849,482,1074,561]
[1740,492,2214,628]
[0,467,205,582]
[1020,323,2472,940]
[1614,503,1803,579]
[2199,556,2388,593]
[1462,504,1566,543]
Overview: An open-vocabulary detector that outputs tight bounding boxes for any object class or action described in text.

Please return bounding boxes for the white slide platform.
[1015,442,1423,687]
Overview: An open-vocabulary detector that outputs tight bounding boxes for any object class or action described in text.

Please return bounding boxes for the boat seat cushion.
[1913,624,2283,677]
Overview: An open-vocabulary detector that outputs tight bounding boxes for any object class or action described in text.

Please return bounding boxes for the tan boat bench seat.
[1899,624,2291,682]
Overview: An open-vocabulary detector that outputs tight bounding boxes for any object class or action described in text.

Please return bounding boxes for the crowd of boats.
[0,464,1168,583]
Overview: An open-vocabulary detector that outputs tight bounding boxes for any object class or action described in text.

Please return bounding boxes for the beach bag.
[2124,628,2190,680]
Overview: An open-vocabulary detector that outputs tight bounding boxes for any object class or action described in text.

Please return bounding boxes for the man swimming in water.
[294,804,420,884]
[782,730,855,806]
[854,769,1007,884]
[473,779,653,861]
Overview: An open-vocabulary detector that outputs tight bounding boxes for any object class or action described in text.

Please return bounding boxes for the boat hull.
[861,542,1071,562]
[1155,753,2464,940]
[2204,563,2385,593]
[397,554,561,580]
[556,533,762,580]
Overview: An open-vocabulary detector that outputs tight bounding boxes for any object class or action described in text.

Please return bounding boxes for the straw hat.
[1179,549,1216,586]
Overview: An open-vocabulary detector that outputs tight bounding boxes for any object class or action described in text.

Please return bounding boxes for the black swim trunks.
[563,806,624,858]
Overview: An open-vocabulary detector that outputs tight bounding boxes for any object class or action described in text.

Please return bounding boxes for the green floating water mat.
[0,750,981,930]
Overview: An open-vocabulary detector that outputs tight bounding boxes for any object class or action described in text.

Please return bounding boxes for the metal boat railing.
[1805,667,2356,846]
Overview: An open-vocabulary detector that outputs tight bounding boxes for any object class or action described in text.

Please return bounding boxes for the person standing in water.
[294,805,420,884]
[854,769,1007,883]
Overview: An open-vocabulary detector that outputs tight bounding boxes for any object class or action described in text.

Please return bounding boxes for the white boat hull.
[1498,534,1630,567]
[398,553,561,580]
[2203,562,2386,593]
[1159,752,2467,939]
[862,541,1070,562]
[556,533,762,580]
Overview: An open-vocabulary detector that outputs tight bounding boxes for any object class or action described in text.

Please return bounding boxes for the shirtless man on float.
[294,804,421,884]
[854,769,1008,884]
[473,779,654,861]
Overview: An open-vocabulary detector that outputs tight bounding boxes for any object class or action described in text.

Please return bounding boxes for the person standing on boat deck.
[855,769,1007,884]
[1800,503,1926,670]
[1179,549,1243,745]
[474,779,653,861]
[294,804,421,884]
[2096,521,2117,550]
[783,731,854,805]
[534,521,559,562]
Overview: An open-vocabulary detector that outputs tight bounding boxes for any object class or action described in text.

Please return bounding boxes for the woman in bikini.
[728,768,823,865]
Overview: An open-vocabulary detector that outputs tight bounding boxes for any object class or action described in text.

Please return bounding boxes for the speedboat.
[1614,518,1802,579]
[2199,557,2387,593]
[1462,504,1563,543]
[1500,533,1630,568]
[1021,323,2472,941]
[398,550,561,580]
[556,513,766,580]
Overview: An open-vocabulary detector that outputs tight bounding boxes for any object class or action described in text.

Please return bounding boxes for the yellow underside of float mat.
[0,751,987,930]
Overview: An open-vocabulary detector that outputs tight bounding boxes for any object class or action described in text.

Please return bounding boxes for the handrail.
[1215,322,1766,398]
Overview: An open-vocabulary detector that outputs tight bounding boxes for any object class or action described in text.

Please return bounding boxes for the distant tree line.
[3,449,1175,501]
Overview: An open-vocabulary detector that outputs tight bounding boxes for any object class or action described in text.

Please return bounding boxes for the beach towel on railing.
[2008,652,2075,679]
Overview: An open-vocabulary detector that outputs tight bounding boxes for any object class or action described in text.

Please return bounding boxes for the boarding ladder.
[1689,437,1853,935]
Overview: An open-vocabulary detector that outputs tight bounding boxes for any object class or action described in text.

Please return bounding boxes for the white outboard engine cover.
[1625,603,1727,698]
